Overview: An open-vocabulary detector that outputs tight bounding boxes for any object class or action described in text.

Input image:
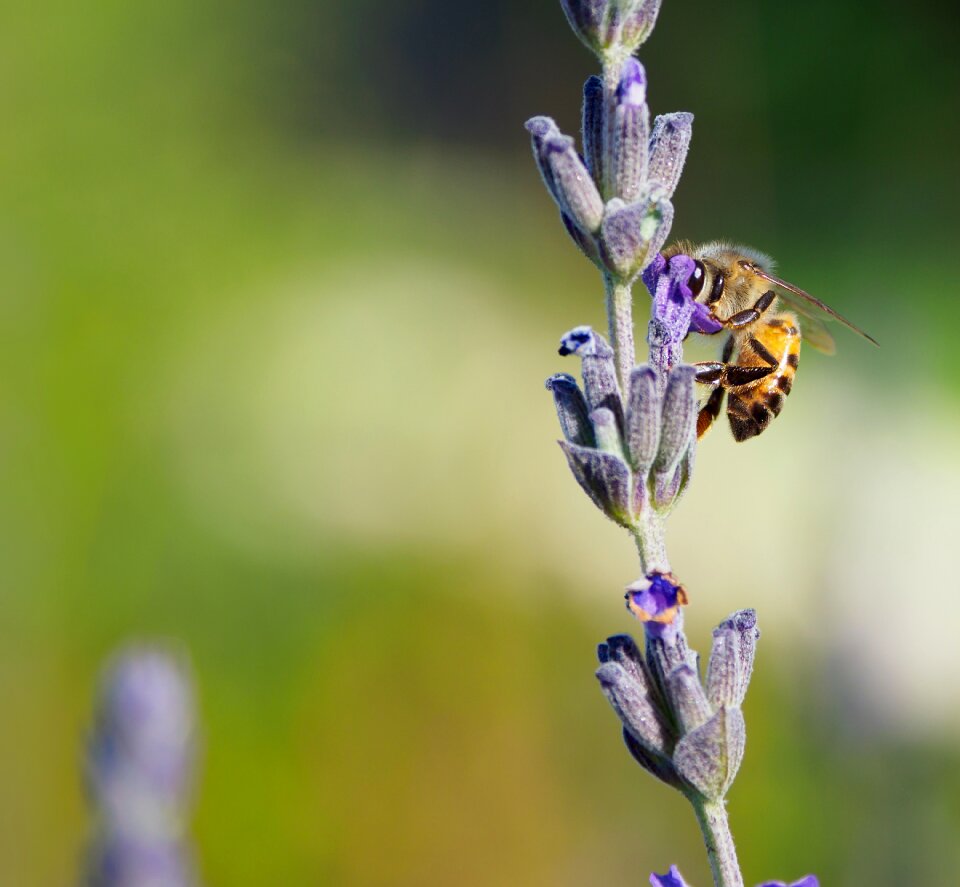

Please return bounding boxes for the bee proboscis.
[663,241,878,442]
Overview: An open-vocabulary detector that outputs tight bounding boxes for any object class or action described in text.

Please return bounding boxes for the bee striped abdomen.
[727,313,801,441]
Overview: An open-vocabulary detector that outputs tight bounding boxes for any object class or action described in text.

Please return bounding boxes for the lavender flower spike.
[85,647,200,887]
[528,2,805,886]
[758,879,819,887]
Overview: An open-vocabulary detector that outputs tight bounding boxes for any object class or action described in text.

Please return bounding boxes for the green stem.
[630,507,668,576]
[604,274,635,396]
[687,795,744,887]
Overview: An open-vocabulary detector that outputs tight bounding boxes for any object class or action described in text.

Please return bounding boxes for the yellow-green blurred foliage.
[2,0,960,884]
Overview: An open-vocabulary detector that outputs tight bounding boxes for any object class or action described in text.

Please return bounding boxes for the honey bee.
[662,241,878,441]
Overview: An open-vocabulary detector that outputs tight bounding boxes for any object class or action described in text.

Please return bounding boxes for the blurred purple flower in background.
[651,868,819,887]
[651,864,691,886]
[84,647,200,887]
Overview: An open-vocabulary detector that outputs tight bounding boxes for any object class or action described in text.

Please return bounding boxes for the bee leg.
[697,387,725,438]
[724,290,777,329]
[692,335,737,387]
[724,364,776,386]
[694,361,775,388]
[694,362,725,386]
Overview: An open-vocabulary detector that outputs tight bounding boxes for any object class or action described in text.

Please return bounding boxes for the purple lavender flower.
[641,252,723,375]
[626,571,687,635]
[650,865,691,887]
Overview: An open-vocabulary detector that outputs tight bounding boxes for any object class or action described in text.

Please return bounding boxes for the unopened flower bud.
[655,365,696,468]
[582,75,605,185]
[625,366,660,472]
[612,59,649,203]
[673,706,746,800]
[558,326,623,423]
[526,117,604,234]
[560,211,603,267]
[561,0,664,56]
[591,407,625,457]
[546,373,595,448]
[623,727,682,787]
[598,633,651,692]
[599,191,673,280]
[596,660,671,755]
[560,441,633,526]
[644,605,696,689]
[707,610,759,709]
[620,0,664,49]
[648,112,694,199]
[665,664,713,735]
[560,0,610,54]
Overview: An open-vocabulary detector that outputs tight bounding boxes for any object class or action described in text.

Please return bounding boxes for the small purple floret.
[650,865,691,887]
[689,301,725,335]
[616,58,647,107]
[626,573,688,641]
[630,575,678,618]
[642,253,723,372]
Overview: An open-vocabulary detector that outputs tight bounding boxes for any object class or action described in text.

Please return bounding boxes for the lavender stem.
[688,795,745,887]
[631,508,669,576]
[604,274,636,395]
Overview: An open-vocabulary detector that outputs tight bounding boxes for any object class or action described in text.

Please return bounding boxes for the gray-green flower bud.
[673,706,746,800]
[665,663,714,735]
[526,117,604,234]
[559,326,623,424]
[560,441,633,526]
[596,660,671,756]
[625,366,661,472]
[599,190,673,280]
[707,610,760,709]
[582,75,605,187]
[648,112,694,199]
[561,0,664,57]
[546,373,595,448]
[611,58,649,203]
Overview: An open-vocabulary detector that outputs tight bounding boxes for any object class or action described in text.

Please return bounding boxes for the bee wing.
[793,314,836,355]
[752,268,879,350]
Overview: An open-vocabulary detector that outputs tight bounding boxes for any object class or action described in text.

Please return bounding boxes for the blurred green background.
[2,0,959,884]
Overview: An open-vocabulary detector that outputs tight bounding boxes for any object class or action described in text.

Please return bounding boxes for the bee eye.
[688,261,706,297]
[708,272,725,305]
